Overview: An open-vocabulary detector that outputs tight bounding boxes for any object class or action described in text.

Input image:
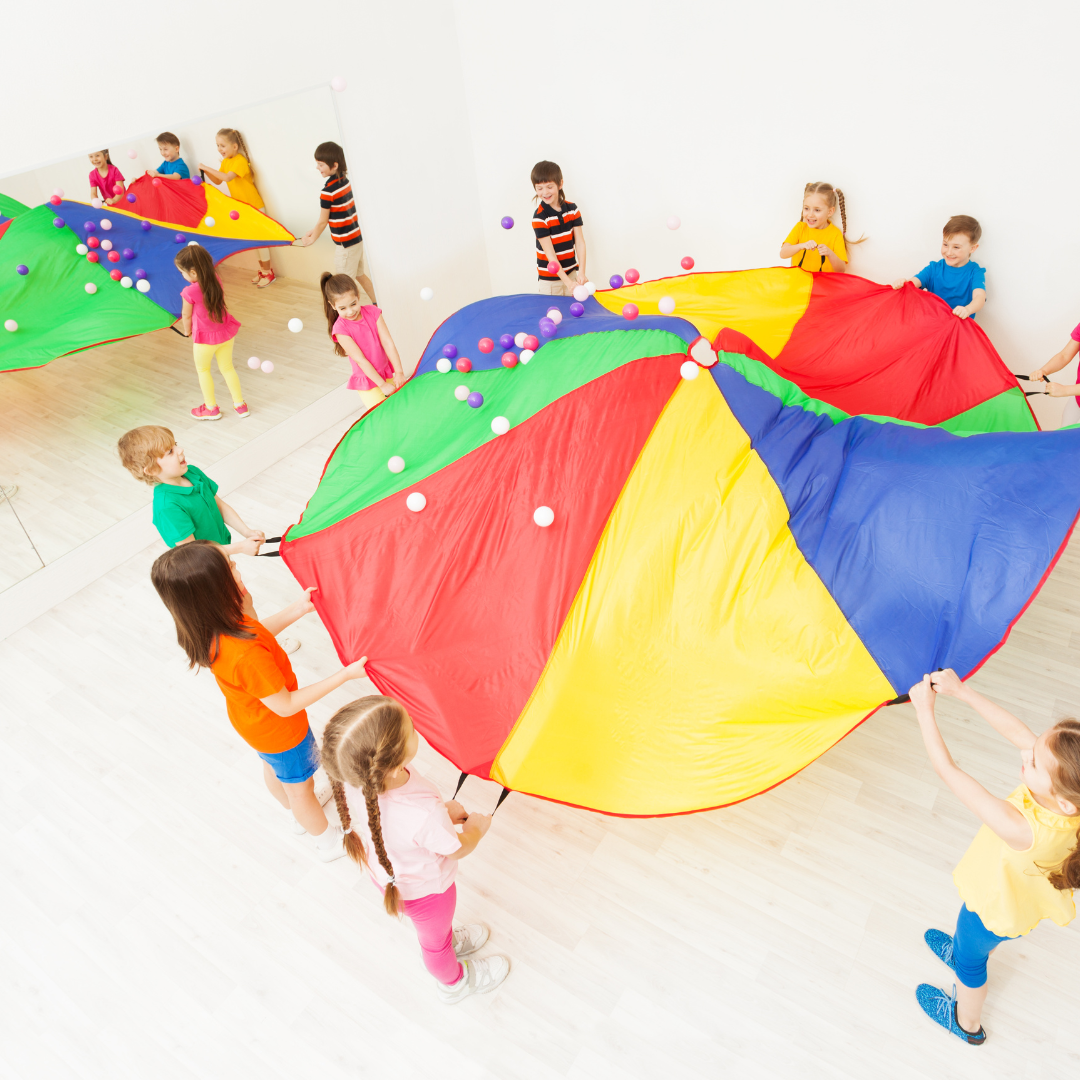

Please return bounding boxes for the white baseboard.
[0,383,361,641]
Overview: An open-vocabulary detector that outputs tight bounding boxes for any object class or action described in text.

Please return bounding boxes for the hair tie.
[387,876,396,887]
[342,825,352,834]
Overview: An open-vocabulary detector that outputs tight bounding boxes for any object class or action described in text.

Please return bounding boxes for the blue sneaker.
[924,928,956,972]
[916,983,986,1045]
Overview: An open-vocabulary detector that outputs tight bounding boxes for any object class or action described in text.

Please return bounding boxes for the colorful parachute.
[281,270,1078,816]
[0,176,293,374]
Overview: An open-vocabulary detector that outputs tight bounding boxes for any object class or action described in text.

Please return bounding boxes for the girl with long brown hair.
[175,244,248,421]
[151,541,370,861]
[909,669,1080,1045]
[779,181,864,273]
[321,696,510,1003]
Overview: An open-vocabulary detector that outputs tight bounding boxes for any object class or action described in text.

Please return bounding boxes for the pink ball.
[86,252,99,263]
[546,260,559,274]
[107,251,120,262]
[110,269,122,281]
[501,352,518,368]
[152,178,161,187]
[247,356,260,369]
[478,337,494,353]
[625,268,640,284]
[522,334,539,351]
[87,236,100,249]
[456,357,472,373]
[126,149,137,159]
[49,195,62,206]
[680,256,695,270]
[622,303,639,320]
[229,210,239,220]
[260,360,274,374]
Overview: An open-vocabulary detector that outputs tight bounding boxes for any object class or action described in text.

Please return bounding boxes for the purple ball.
[52,217,65,228]
[135,268,147,280]
[442,344,458,359]
[16,264,28,276]
[84,221,96,233]
[569,302,585,317]
[498,333,514,349]
[126,193,136,203]
[467,391,484,409]
[140,220,152,231]
[609,274,623,289]
[500,216,514,230]
[538,316,555,331]
[174,233,185,244]
[122,248,135,260]
[191,176,203,185]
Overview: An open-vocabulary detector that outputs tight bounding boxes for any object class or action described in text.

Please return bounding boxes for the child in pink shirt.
[320,272,405,410]
[322,696,510,1005]
[1029,321,1080,426]
[88,150,126,206]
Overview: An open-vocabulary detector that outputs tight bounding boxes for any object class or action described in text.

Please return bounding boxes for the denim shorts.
[256,726,320,785]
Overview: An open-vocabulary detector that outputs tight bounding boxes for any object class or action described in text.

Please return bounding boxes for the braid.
[331,778,367,866]
[835,188,848,237]
[363,786,403,915]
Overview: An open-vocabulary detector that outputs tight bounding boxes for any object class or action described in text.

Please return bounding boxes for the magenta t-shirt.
[332,306,393,390]
[180,281,241,345]
[89,164,125,198]
[1071,322,1080,344]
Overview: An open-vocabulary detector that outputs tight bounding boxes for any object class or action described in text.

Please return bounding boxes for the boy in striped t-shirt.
[531,160,588,295]
[297,141,377,304]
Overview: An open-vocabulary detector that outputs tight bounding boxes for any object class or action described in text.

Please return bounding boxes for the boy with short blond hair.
[892,215,986,319]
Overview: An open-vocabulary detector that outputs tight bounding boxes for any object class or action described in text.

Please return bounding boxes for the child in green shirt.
[118,425,265,555]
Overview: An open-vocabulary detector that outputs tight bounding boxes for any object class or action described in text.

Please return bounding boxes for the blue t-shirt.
[158,157,190,180]
[914,259,986,317]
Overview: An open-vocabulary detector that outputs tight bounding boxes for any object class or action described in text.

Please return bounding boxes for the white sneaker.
[452,923,490,957]
[436,956,509,1004]
[313,766,333,807]
[281,804,306,835]
[313,824,347,862]
[278,636,301,654]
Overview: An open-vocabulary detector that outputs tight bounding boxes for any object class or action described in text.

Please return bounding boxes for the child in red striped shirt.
[531,160,588,296]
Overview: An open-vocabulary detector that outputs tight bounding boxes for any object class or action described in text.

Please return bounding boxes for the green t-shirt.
[152,463,230,547]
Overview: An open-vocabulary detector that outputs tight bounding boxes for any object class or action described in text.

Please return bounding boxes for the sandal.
[256,270,276,288]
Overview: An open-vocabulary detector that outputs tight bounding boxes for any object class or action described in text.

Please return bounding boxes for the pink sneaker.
[191,404,221,421]
[234,402,250,418]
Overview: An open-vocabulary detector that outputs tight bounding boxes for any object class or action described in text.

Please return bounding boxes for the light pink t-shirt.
[89,164,125,198]
[332,306,393,391]
[180,281,241,345]
[345,767,461,901]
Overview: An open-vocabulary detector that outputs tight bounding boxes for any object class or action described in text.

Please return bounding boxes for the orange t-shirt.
[209,619,308,753]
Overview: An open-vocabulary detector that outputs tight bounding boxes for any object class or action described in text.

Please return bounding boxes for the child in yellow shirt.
[200,128,275,288]
[909,670,1079,1046]
[779,181,859,272]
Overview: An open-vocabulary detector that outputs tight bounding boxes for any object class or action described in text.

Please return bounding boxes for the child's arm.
[953,289,986,319]
[780,240,818,260]
[572,225,588,284]
[104,184,125,206]
[909,675,1033,849]
[376,316,406,388]
[261,656,372,717]
[299,208,332,247]
[929,669,1036,749]
[261,586,316,637]
[339,335,398,397]
[199,165,232,183]
[446,813,492,860]
[816,245,847,272]
[179,298,193,337]
[1030,339,1079,383]
[215,496,265,552]
[537,235,577,291]
[892,275,923,290]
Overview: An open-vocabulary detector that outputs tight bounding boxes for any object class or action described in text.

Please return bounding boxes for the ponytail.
[1044,720,1080,891]
[321,271,360,357]
[330,778,369,867]
[174,245,227,323]
[217,128,253,174]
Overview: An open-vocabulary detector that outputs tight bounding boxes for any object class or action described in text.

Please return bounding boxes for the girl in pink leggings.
[321,696,510,1003]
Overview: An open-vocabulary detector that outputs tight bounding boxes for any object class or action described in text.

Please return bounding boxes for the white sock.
[314,824,342,849]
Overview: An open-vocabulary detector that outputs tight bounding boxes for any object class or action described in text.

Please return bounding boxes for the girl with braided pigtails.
[321,696,510,1004]
[779,181,864,272]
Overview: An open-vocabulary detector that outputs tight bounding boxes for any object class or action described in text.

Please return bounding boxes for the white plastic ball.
[99,219,112,230]
[261,360,274,373]
[204,217,215,227]
[100,239,113,251]
[288,318,303,333]
[120,276,133,288]
[519,348,535,364]
[667,215,681,230]
[75,244,88,255]
[546,307,563,325]
[53,187,64,198]
[187,240,200,247]
[4,319,17,332]
[419,286,434,301]
[387,455,405,473]
[406,491,427,512]
[585,281,597,295]
[136,279,150,293]
[436,358,452,373]
[514,332,527,348]
[572,285,589,302]
[658,296,676,315]
[247,356,260,369]
[85,282,99,294]
[680,360,700,380]
[90,198,102,209]
[533,506,555,527]
[126,149,137,159]
[491,416,510,436]
[454,385,470,401]
[331,75,348,92]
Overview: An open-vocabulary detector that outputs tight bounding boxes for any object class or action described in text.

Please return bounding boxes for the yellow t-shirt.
[784,221,847,272]
[220,154,263,210]
[953,785,1078,937]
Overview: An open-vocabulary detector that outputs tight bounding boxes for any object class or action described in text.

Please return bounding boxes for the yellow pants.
[193,338,244,409]
[357,386,385,411]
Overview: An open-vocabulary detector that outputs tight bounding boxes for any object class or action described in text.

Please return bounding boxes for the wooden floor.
[1,415,1077,1080]
[0,263,347,592]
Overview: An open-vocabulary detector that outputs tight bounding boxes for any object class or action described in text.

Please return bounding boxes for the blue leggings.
[953,904,1018,988]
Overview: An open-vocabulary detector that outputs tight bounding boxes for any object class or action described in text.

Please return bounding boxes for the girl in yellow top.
[200,128,275,288]
[779,181,857,273]
[909,670,1080,1046]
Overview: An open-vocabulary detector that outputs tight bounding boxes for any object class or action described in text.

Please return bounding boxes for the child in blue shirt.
[892,215,986,319]
[147,132,190,181]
